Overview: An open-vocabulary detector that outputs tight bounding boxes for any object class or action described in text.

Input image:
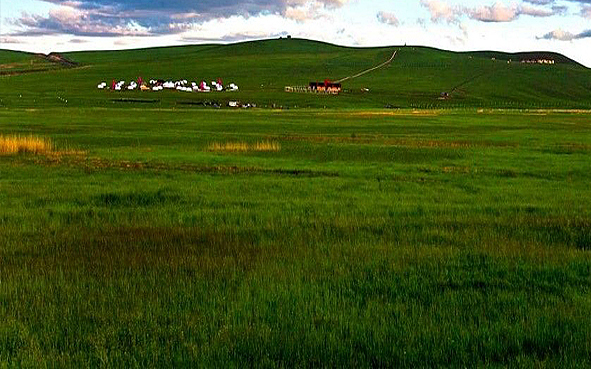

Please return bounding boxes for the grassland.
[1,39,591,366]
[1,106,590,367]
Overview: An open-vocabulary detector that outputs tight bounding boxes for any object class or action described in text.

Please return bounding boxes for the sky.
[0,0,590,66]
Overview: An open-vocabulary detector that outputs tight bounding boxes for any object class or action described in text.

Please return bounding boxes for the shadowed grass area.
[2,224,590,367]
[93,189,181,207]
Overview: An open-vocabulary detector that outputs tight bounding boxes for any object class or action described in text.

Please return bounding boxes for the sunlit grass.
[208,142,249,152]
[207,141,281,152]
[0,134,52,155]
[253,140,281,152]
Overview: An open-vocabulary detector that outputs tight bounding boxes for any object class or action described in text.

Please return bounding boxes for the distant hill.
[465,51,582,66]
[1,38,590,109]
[0,50,69,76]
[0,50,43,64]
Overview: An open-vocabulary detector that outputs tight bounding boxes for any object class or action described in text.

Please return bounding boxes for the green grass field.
[1,40,591,366]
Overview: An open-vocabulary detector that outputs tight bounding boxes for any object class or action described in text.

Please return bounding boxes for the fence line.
[284,86,340,94]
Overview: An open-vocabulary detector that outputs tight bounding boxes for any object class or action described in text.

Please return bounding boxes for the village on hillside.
[98,77,239,93]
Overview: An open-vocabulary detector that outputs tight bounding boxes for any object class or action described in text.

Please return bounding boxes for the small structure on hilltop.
[521,59,555,65]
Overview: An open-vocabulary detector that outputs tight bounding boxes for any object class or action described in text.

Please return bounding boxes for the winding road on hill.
[334,50,398,83]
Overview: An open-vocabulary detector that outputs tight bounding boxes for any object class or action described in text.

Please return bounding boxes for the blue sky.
[1,0,590,65]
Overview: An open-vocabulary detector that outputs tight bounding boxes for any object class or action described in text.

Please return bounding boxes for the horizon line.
[0,37,587,68]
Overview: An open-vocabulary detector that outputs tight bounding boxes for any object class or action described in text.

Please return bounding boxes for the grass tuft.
[0,134,53,155]
[208,142,249,152]
[253,140,281,152]
[208,141,281,153]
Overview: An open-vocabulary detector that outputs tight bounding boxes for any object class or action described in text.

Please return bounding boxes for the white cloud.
[377,11,400,27]
[421,0,562,24]
[467,3,519,22]
[0,37,22,44]
[420,0,461,24]
[538,28,591,41]
[540,29,576,41]
[9,0,350,36]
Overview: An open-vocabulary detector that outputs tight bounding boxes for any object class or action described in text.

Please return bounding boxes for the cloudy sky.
[1,0,590,65]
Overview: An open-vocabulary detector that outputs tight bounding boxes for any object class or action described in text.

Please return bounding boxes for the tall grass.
[208,142,249,152]
[0,134,52,155]
[208,141,281,152]
[2,109,591,366]
[253,141,281,152]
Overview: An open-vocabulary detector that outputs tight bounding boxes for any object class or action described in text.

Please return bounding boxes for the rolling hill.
[1,38,590,109]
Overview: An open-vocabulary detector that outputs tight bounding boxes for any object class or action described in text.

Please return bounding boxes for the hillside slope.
[0,50,67,76]
[1,38,590,109]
